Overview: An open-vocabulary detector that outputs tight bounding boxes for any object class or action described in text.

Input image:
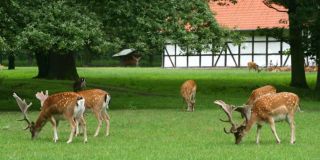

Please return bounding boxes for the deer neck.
[34,113,48,132]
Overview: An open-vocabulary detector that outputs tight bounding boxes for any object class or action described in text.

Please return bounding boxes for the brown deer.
[14,92,87,143]
[76,89,111,137]
[215,92,300,144]
[180,80,197,112]
[247,62,261,72]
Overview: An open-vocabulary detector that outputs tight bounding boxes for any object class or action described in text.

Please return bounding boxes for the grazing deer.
[73,77,86,92]
[180,80,197,112]
[215,92,300,144]
[76,89,111,137]
[235,85,277,121]
[246,85,276,106]
[247,62,261,72]
[14,92,87,143]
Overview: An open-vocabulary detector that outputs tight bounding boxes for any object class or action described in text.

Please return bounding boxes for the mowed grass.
[0,67,320,159]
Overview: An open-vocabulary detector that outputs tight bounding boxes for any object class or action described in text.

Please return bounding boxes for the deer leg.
[78,116,87,143]
[75,120,80,137]
[67,118,76,144]
[256,124,262,144]
[49,117,59,143]
[102,109,110,136]
[93,109,103,137]
[268,118,281,144]
[287,114,296,144]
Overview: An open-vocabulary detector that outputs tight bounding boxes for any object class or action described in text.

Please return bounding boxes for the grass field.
[0,67,319,159]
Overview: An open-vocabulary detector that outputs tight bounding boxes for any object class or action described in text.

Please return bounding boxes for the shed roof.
[113,49,136,57]
[208,0,289,30]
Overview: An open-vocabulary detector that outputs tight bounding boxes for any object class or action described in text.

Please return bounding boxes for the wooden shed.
[113,49,141,67]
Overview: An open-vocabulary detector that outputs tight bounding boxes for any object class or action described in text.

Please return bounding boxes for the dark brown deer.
[73,77,86,92]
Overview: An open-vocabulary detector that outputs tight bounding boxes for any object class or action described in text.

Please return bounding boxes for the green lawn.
[0,67,319,159]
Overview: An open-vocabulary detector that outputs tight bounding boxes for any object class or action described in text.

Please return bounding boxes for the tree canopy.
[1,0,237,79]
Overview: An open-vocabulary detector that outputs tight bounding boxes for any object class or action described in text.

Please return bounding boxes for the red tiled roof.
[209,0,288,30]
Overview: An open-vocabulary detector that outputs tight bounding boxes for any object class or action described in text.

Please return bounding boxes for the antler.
[214,100,240,134]
[13,92,32,130]
[35,90,49,108]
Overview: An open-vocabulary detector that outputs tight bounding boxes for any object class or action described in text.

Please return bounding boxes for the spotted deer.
[247,62,261,72]
[236,85,277,121]
[215,92,300,144]
[180,80,197,112]
[76,89,111,137]
[14,92,87,143]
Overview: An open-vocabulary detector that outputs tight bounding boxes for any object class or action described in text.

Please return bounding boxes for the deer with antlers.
[14,92,87,143]
[180,80,197,112]
[76,89,111,137]
[215,92,300,144]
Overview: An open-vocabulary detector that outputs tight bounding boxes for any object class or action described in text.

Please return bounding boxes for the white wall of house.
[163,36,292,68]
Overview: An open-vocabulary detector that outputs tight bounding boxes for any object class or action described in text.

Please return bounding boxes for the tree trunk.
[8,53,15,70]
[289,11,309,88]
[47,52,79,80]
[35,52,79,80]
[316,65,320,91]
[35,52,49,78]
[148,54,154,66]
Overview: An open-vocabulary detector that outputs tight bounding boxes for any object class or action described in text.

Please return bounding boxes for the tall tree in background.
[3,0,237,79]
[300,1,320,91]
[263,0,308,88]
[85,0,237,65]
[15,1,109,79]
[0,1,25,70]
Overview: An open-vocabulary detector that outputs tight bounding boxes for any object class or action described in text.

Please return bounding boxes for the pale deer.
[180,80,197,112]
[215,92,300,144]
[76,89,111,137]
[14,92,87,143]
[247,62,261,72]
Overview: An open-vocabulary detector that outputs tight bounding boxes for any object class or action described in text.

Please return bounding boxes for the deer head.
[214,100,247,144]
[73,77,86,92]
[13,92,36,137]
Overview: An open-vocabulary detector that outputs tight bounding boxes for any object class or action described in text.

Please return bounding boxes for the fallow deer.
[215,92,300,144]
[236,85,277,121]
[247,62,261,72]
[246,85,276,106]
[14,92,87,143]
[73,77,86,92]
[76,89,111,137]
[180,80,197,112]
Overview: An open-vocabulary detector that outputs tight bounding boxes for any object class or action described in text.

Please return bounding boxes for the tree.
[0,1,25,70]
[85,0,235,64]
[15,1,109,79]
[263,0,309,88]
